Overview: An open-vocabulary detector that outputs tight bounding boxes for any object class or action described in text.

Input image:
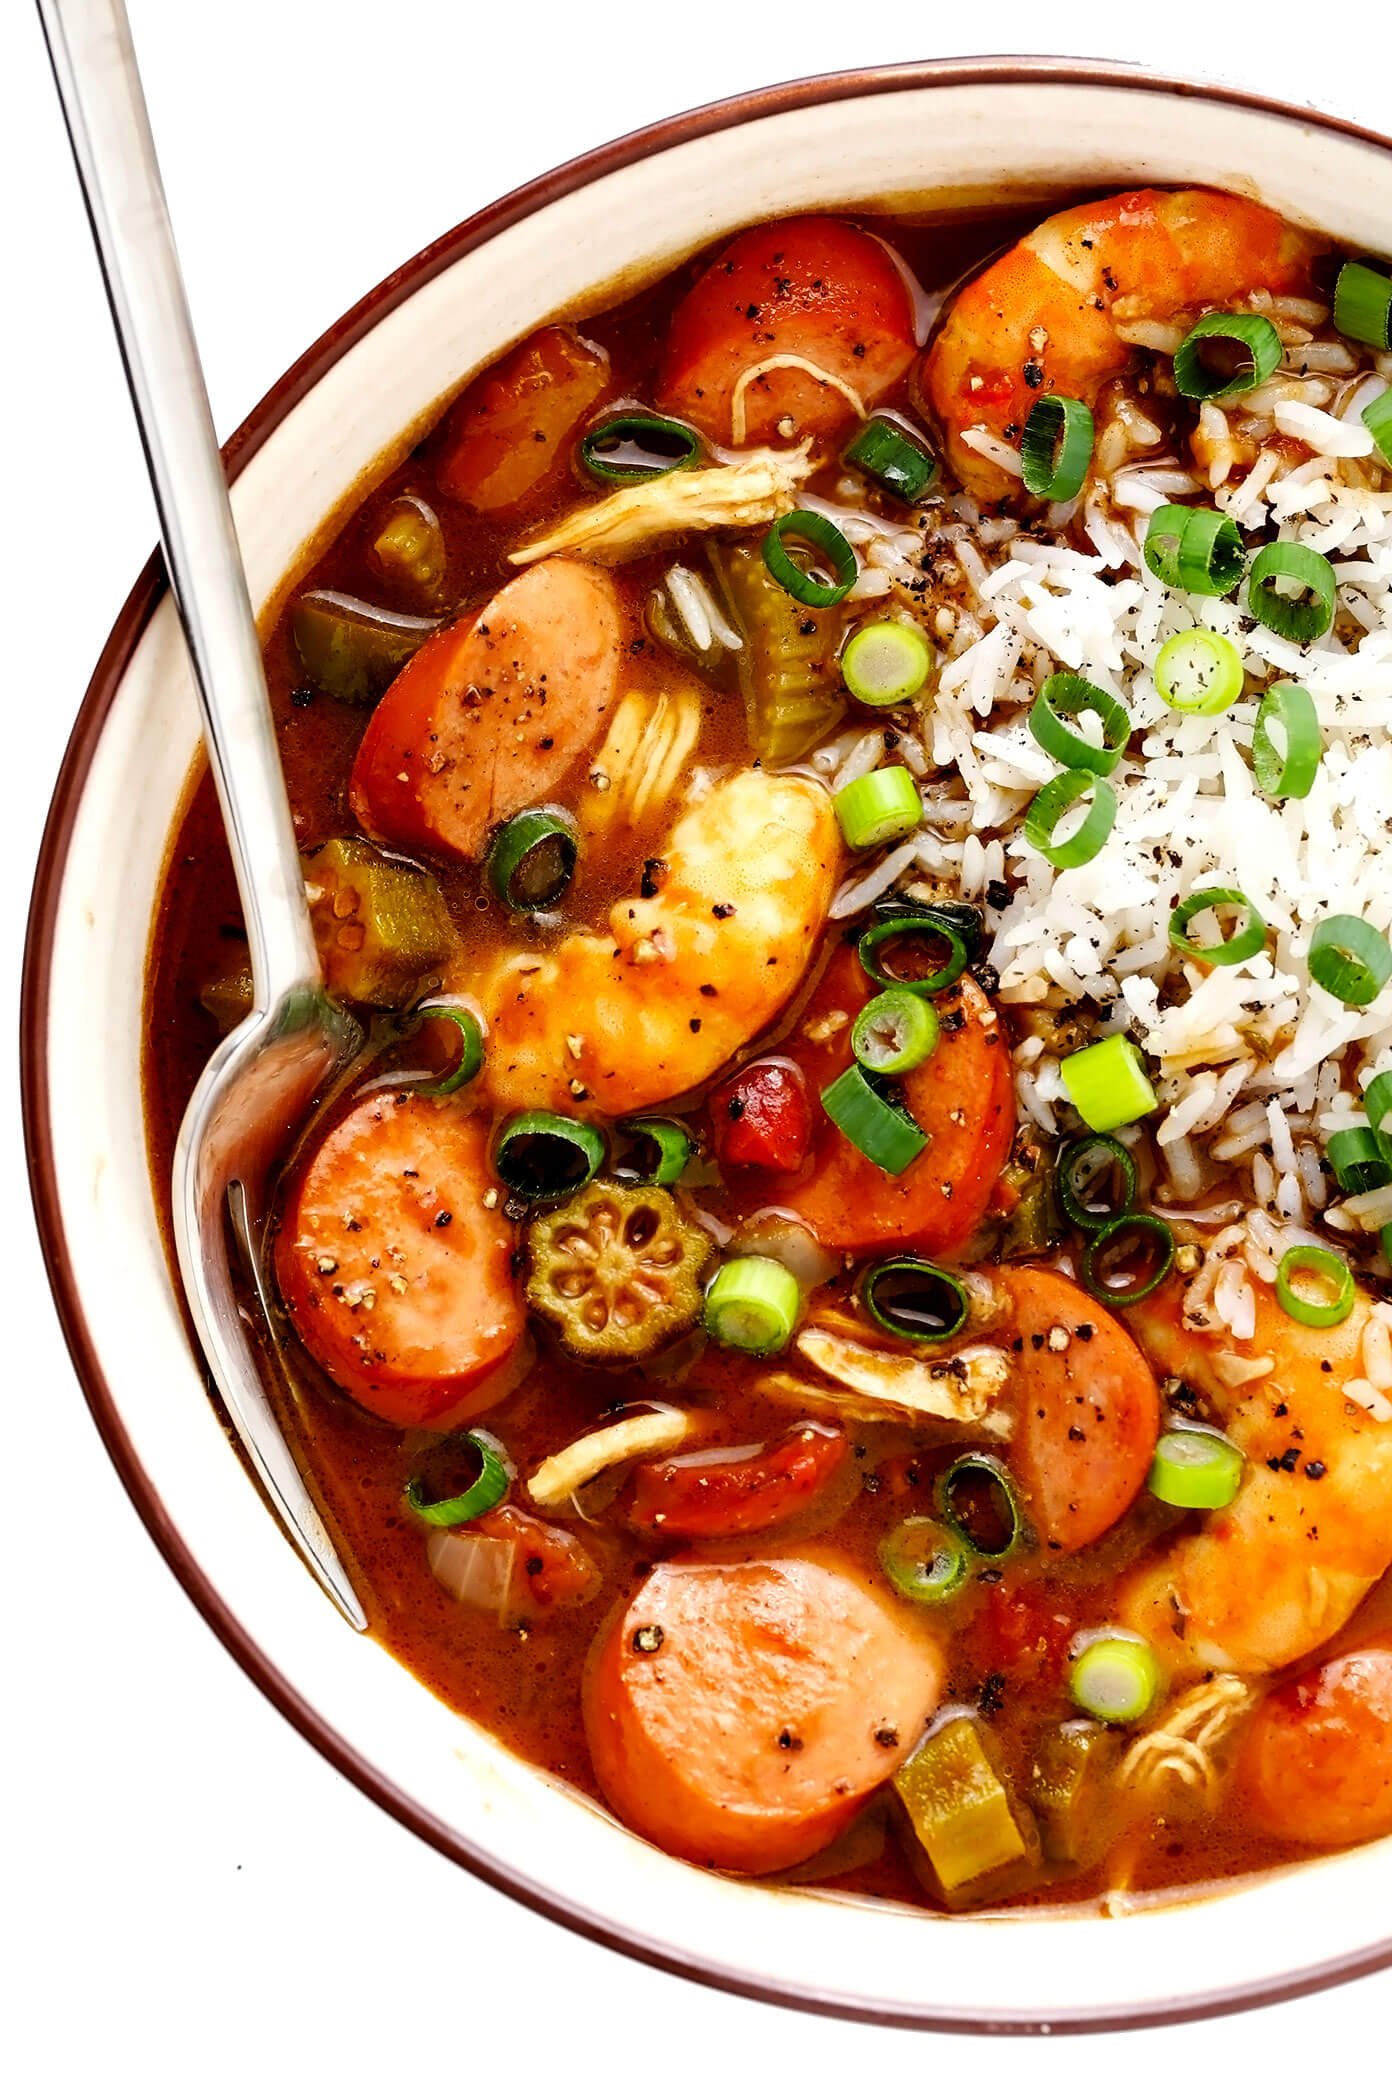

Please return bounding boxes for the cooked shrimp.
[923,187,1320,500]
[1119,1273,1392,1678]
[464,767,840,1115]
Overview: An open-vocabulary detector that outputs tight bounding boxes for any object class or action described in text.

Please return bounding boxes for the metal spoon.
[39,0,367,1627]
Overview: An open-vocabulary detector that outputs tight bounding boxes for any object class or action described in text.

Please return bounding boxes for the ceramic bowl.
[24,57,1392,2031]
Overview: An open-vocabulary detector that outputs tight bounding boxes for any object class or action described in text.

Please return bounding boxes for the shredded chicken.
[757,1318,1012,1432]
[579,687,701,836]
[728,356,866,445]
[509,445,814,567]
[1116,1674,1253,1802]
[527,1407,695,1509]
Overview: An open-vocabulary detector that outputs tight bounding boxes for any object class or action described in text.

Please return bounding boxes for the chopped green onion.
[851,988,940,1076]
[879,1518,971,1605]
[1252,682,1321,800]
[1028,673,1129,777]
[862,1257,969,1342]
[937,1453,1021,1560]
[1365,1071,1392,1153]
[841,620,933,707]
[1168,888,1268,967]
[1060,1035,1157,1133]
[1333,261,1392,350]
[1147,1427,1243,1511]
[1069,1635,1161,1724]
[1154,627,1245,715]
[579,413,701,483]
[1143,505,1245,597]
[1247,542,1337,643]
[406,1000,485,1096]
[1276,1244,1355,1327]
[703,1255,800,1355]
[1081,1214,1175,1305]
[487,808,578,912]
[1363,387,1392,466]
[844,416,937,502]
[616,1116,694,1186]
[1309,914,1392,1007]
[1056,1133,1137,1233]
[405,1431,511,1527]
[820,1064,927,1175]
[1023,769,1116,870]
[762,509,857,608]
[834,765,923,850]
[494,1111,605,1200]
[1172,311,1282,400]
[1020,394,1095,500]
[858,913,968,997]
[1326,1127,1392,1196]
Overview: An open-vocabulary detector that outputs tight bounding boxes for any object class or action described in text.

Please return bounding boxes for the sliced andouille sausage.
[584,1554,944,1873]
[757,946,1014,1255]
[349,559,621,862]
[656,217,918,449]
[626,1423,849,1539]
[275,1091,523,1429]
[1236,1641,1392,1847]
[435,326,610,513]
[995,1266,1160,1553]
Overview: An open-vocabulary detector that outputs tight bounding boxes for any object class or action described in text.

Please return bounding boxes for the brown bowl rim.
[22,54,1392,2033]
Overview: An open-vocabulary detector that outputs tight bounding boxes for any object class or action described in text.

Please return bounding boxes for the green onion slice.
[1252,683,1321,800]
[1060,1035,1157,1133]
[1069,1635,1161,1724]
[1081,1213,1175,1306]
[1143,505,1245,598]
[1309,914,1392,1008]
[879,1518,971,1606]
[1364,1071,1392,1153]
[494,1111,605,1201]
[1056,1133,1138,1233]
[1020,394,1095,500]
[820,1064,927,1175]
[407,1000,485,1096]
[1172,311,1282,400]
[487,807,579,912]
[858,913,968,997]
[1028,672,1129,777]
[1023,769,1116,870]
[1276,1244,1356,1327]
[616,1116,694,1186]
[851,988,940,1076]
[834,765,923,850]
[1154,627,1245,716]
[405,1431,511,1527]
[862,1257,969,1342]
[579,413,701,484]
[1247,542,1337,643]
[1334,261,1392,350]
[1363,387,1392,467]
[763,509,858,608]
[841,620,933,707]
[1146,1427,1244,1511]
[1168,888,1268,967]
[937,1453,1022,1560]
[844,416,937,502]
[703,1255,800,1355]
[1326,1127,1392,1196]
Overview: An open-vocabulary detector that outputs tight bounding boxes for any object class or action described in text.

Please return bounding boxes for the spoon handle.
[36,0,318,1003]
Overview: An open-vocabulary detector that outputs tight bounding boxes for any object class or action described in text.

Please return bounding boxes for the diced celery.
[711,541,846,763]
[372,495,448,604]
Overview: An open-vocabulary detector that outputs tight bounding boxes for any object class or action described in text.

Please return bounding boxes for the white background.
[5,1,1389,2079]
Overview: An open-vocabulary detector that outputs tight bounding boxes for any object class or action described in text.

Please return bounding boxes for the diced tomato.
[434,325,610,512]
[976,1581,1075,1686]
[737,943,1013,1255]
[476,1505,600,1614]
[656,217,917,448]
[626,1422,848,1539]
[710,1059,813,1174]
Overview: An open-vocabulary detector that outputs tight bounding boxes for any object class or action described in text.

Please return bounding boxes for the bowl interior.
[29,63,1392,2029]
